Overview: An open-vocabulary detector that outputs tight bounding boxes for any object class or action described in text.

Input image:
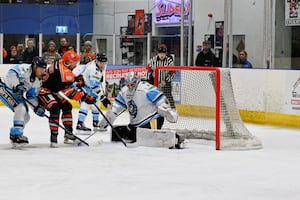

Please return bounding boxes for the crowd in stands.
[1,37,85,65]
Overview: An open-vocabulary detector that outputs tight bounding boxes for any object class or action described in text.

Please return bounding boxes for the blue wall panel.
[0,0,93,35]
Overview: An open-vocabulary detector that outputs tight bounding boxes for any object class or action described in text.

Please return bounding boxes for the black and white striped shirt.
[147,55,175,84]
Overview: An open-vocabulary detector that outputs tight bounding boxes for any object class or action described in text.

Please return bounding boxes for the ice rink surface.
[0,107,300,200]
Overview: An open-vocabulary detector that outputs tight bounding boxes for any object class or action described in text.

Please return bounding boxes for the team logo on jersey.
[127,100,137,119]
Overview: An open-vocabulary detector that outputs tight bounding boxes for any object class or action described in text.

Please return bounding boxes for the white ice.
[0,106,300,200]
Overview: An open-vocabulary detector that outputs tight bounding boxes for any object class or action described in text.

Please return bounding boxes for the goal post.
[154,66,262,150]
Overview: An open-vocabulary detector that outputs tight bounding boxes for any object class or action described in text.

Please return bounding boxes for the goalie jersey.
[113,80,165,127]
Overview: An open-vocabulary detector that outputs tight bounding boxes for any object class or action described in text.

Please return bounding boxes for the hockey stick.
[58,87,128,147]
[23,98,89,146]
[82,109,127,142]
[90,103,128,147]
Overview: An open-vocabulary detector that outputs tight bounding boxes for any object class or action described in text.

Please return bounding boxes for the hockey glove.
[81,93,96,104]
[12,83,26,102]
[34,105,45,117]
[100,95,111,108]
[75,75,85,88]
[13,83,25,95]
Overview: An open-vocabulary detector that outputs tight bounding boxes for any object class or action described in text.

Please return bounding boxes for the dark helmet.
[32,56,47,69]
[96,53,108,62]
[157,46,167,54]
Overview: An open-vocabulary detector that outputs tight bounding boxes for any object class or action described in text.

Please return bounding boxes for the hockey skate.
[174,133,186,149]
[50,133,58,148]
[10,135,29,148]
[76,122,92,135]
[64,132,81,145]
[93,120,107,132]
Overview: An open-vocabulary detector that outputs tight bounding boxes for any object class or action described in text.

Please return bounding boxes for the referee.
[146,44,176,109]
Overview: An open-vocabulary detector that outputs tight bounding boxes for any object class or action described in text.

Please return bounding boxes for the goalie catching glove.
[157,102,178,123]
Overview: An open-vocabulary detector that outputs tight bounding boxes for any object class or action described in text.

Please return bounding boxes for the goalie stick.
[82,109,127,142]
[91,102,128,147]
[23,97,89,146]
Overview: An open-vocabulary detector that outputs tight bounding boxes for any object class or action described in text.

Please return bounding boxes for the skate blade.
[75,130,92,135]
[93,128,107,132]
[11,142,28,149]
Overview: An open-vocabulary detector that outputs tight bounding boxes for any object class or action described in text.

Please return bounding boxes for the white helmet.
[125,72,140,92]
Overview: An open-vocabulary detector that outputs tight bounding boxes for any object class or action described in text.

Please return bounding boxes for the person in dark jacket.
[195,40,219,67]
[22,39,38,64]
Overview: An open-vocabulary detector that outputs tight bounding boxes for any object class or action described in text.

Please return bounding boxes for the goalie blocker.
[111,126,185,149]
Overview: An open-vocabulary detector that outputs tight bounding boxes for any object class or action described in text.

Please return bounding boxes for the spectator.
[58,37,69,57]
[80,41,96,64]
[146,44,176,109]
[5,45,22,64]
[195,40,219,67]
[23,39,38,64]
[42,41,61,65]
[2,48,7,61]
[234,50,253,68]
[15,43,24,63]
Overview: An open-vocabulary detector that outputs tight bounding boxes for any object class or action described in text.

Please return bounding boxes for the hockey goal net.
[154,66,262,150]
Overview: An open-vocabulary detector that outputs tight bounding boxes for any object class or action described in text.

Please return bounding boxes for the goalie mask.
[125,72,140,92]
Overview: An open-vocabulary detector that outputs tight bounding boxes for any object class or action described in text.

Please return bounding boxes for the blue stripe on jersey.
[8,65,24,80]
[146,89,164,105]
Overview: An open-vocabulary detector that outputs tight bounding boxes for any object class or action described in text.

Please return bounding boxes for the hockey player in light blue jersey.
[98,71,178,143]
[0,57,47,146]
[73,53,111,133]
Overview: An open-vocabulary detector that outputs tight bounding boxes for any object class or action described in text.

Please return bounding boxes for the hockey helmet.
[32,56,47,69]
[62,50,80,63]
[125,72,140,92]
[96,53,108,62]
[62,50,80,69]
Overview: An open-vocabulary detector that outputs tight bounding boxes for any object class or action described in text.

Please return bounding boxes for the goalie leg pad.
[136,128,176,148]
